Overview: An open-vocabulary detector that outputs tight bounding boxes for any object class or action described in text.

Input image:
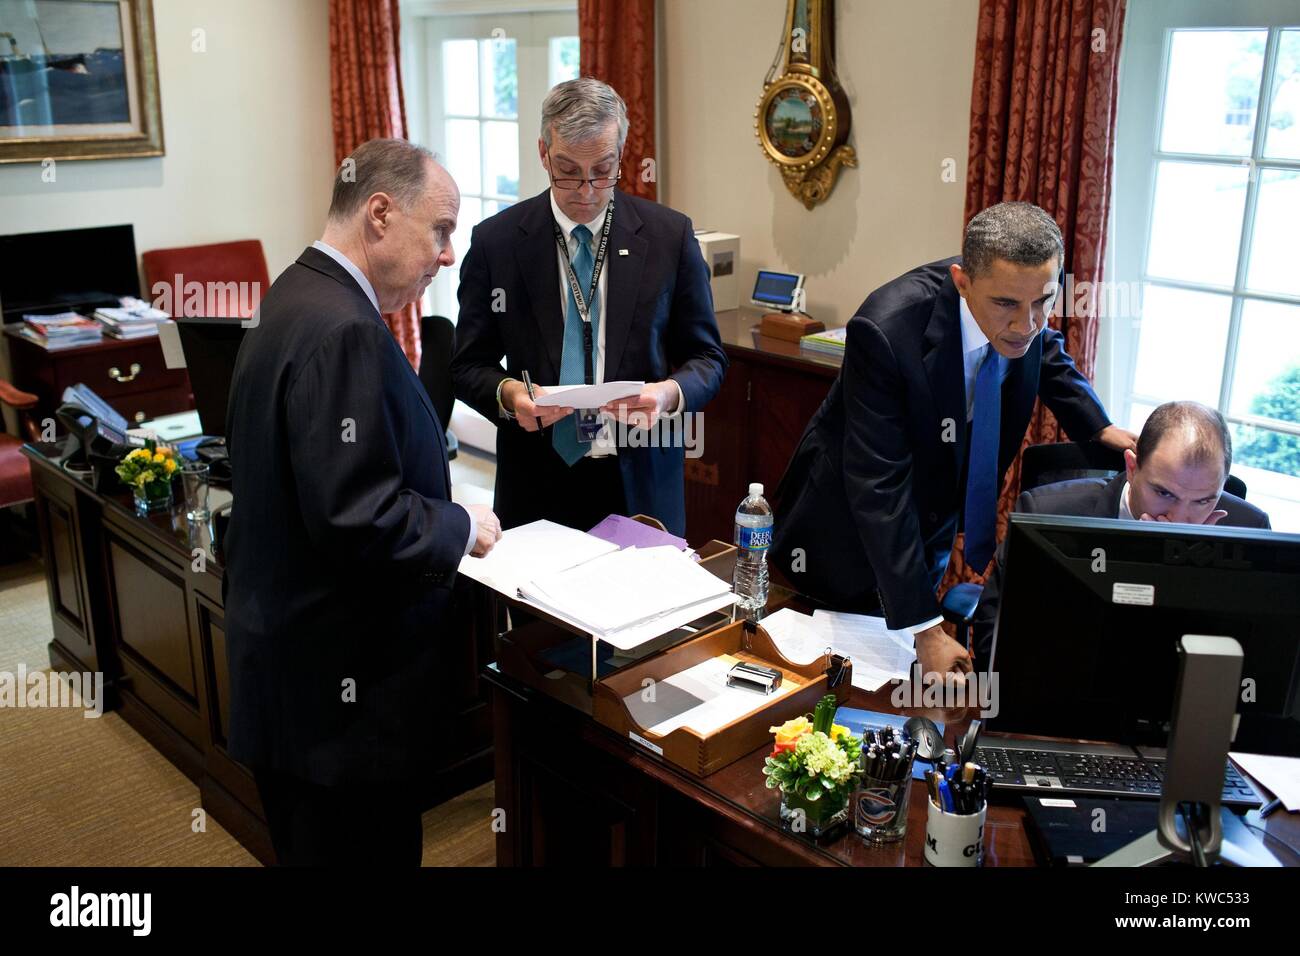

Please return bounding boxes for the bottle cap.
[749,482,763,497]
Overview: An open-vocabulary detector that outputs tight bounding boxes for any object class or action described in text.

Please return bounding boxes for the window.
[403,4,579,323]
[1112,0,1300,530]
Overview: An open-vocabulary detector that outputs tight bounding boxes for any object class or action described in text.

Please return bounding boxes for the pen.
[1258,797,1282,819]
[521,370,543,431]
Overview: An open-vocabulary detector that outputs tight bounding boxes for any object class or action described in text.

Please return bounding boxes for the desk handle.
[108,363,141,383]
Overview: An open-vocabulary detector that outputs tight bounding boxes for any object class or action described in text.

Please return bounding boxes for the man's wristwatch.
[496,377,518,421]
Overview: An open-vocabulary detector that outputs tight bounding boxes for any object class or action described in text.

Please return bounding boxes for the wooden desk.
[485,588,1300,867]
[21,443,496,864]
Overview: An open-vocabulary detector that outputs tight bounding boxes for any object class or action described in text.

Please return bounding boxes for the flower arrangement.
[763,694,861,834]
[115,440,177,513]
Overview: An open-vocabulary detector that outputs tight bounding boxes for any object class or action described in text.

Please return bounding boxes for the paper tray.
[592,619,852,777]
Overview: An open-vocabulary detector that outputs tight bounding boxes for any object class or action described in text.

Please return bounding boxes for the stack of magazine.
[799,326,847,356]
[17,312,103,350]
[95,297,170,339]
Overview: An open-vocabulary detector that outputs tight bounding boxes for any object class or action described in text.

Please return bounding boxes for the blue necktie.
[552,224,600,466]
[964,344,1002,571]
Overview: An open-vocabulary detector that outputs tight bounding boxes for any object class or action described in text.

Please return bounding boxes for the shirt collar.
[1118,480,1135,520]
[312,239,381,317]
[549,190,610,244]
[959,295,989,356]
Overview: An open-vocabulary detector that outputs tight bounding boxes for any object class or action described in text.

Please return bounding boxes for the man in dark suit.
[223,139,502,865]
[452,78,726,537]
[971,401,1272,670]
[772,202,1136,679]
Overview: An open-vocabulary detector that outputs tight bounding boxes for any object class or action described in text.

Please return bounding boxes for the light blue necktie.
[552,224,600,466]
[964,344,1003,571]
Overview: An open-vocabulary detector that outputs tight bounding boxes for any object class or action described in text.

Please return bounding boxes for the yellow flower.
[830,724,850,741]
[770,715,813,747]
[163,458,176,474]
[152,452,164,463]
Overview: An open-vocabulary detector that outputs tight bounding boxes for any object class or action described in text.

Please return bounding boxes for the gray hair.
[1137,401,1233,478]
[540,78,628,153]
[328,138,437,221]
[962,201,1065,278]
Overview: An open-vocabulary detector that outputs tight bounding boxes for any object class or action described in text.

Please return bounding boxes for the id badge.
[576,409,603,443]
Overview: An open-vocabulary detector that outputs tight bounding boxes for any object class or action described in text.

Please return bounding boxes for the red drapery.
[578,0,657,201]
[329,0,422,370]
[943,0,1127,592]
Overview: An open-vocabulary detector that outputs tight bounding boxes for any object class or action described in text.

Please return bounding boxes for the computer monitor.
[989,513,1300,757]
[0,224,140,320]
[175,318,247,437]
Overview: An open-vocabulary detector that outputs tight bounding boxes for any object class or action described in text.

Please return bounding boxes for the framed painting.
[0,0,163,163]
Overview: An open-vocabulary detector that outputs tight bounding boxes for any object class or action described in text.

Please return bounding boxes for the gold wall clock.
[755,0,856,210]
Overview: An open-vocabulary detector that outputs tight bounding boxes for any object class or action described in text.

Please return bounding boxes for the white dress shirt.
[1118,481,1135,520]
[549,192,683,458]
[908,295,1014,637]
[312,240,478,556]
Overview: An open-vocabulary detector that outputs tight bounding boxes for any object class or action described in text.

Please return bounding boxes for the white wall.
[0,0,335,285]
[660,0,979,326]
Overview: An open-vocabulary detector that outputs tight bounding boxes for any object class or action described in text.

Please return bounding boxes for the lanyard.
[553,200,613,386]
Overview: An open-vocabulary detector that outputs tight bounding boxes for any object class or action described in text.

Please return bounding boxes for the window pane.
[442,39,479,116]
[1232,423,1300,480]
[1264,30,1300,160]
[1133,285,1232,406]
[550,37,580,86]
[1128,401,1158,434]
[1159,29,1266,157]
[1229,298,1300,425]
[445,118,481,195]
[483,120,519,198]
[480,38,517,118]
[1146,161,1248,287]
[1246,169,1300,296]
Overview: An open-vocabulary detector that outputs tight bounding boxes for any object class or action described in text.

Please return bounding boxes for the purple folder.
[587,514,689,552]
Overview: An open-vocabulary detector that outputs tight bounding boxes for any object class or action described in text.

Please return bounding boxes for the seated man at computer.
[971,400,1271,670]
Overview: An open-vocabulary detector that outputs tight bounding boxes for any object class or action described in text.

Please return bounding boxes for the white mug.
[923,798,987,867]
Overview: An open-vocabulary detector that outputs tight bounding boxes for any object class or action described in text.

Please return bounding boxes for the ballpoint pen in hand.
[521,370,543,431]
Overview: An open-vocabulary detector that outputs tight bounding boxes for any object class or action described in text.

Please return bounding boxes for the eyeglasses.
[546,150,621,190]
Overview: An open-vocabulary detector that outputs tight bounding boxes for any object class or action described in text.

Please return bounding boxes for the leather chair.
[0,377,39,509]
[418,315,458,460]
[141,239,270,319]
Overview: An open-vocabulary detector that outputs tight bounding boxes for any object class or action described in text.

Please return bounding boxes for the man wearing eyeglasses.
[453,78,727,535]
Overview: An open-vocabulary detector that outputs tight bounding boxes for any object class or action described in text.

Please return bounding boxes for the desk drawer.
[112,385,194,426]
[54,340,188,399]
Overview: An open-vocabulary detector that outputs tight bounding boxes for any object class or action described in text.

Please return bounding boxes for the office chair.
[142,239,271,320]
[418,315,458,460]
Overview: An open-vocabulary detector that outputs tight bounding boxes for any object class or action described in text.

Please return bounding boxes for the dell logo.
[1164,539,1251,570]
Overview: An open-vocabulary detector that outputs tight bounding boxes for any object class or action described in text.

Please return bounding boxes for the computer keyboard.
[976,741,1263,807]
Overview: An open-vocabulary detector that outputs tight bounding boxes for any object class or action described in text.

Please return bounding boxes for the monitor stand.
[1095,635,1279,868]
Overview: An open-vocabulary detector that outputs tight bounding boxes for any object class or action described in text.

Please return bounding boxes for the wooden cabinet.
[685,310,839,545]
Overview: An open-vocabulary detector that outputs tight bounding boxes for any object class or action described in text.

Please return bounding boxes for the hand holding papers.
[531,380,644,408]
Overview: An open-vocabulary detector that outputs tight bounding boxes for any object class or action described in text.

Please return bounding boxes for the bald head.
[1126,401,1233,524]
[322,138,460,314]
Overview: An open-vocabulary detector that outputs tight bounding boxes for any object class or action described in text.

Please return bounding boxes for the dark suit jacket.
[771,257,1111,629]
[451,188,727,536]
[223,247,471,787]
[970,472,1272,669]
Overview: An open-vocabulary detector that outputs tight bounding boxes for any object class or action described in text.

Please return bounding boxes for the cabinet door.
[31,466,99,673]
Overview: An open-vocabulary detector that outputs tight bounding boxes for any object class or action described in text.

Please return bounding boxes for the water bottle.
[733,482,772,620]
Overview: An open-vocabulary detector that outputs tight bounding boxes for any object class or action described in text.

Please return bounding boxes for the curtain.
[942,0,1127,594]
[578,0,657,201]
[329,0,422,370]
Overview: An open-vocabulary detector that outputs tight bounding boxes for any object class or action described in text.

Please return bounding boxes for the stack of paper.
[96,297,170,338]
[18,312,103,350]
[623,654,801,737]
[760,607,915,692]
[531,381,643,408]
[457,519,617,595]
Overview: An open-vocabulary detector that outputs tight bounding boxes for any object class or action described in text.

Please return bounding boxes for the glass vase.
[133,478,173,516]
[779,787,851,838]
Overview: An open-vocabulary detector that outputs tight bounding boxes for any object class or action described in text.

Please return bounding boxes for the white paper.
[812,610,916,692]
[1231,752,1300,812]
[623,654,800,737]
[457,519,617,596]
[760,608,830,666]
[531,380,644,408]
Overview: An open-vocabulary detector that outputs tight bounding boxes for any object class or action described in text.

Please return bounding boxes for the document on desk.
[457,519,617,596]
[1230,752,1300,811]
[623,653,801,737]
[812,610,916,692]
[760,607,829,665]
[519,545,732,648]
[531,380,644,408]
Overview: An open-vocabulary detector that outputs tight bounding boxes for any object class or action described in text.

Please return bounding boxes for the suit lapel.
[923,278,967,487]
[515,191,564,381]
[603,191,647,382]
[1100,472,1128,518]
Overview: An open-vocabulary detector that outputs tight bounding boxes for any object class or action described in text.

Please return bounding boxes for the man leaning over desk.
[451,78,727,537]
[772,202,1137,681]
[970,400,1272,671]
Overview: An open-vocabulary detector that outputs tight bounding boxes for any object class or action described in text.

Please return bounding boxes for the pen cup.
[923,797,987,867]
[854,764,915,844]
